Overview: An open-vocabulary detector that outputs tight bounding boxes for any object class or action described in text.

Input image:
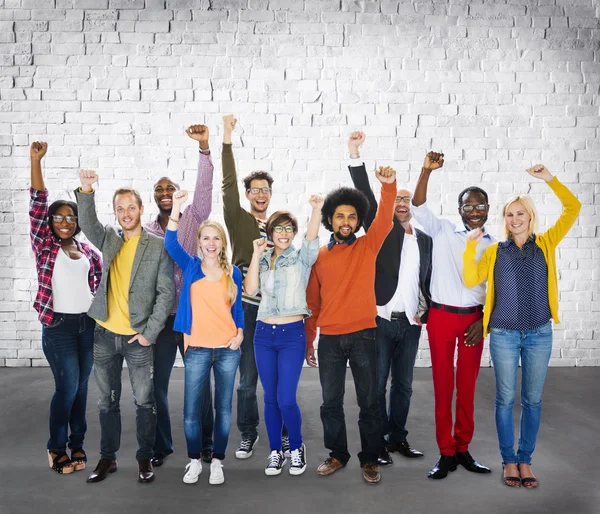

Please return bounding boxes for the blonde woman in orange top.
[165,190,244,486]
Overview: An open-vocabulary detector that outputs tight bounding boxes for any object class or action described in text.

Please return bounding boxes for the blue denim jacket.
[256,237,320,321]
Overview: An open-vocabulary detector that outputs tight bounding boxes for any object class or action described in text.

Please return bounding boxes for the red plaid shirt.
[29,187,103,326]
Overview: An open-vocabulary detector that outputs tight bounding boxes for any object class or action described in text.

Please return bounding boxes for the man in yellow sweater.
[305,165,396,484]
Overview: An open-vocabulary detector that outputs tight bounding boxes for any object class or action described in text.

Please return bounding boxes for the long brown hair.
[197,220,237,306]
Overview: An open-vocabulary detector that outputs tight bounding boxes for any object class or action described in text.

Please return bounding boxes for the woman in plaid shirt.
[29,142,102,475]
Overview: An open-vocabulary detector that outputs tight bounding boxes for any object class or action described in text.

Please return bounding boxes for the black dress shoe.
[138,459,155,483]
[427,455,458,479]
[387,441,424,458]
[87,458,117,483]
[151,455,165,467]
[377,447,393,466]
[456,451,491,474]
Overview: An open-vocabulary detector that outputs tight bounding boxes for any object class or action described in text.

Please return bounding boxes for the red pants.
[427,307,484,456]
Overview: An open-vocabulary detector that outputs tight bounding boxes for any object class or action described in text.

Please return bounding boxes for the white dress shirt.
[377,232,421,325]
[411,202,494,307]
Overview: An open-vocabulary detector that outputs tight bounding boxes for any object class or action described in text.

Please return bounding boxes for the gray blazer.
[75,189,175,344]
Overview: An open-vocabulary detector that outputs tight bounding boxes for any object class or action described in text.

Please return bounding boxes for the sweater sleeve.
[305,265,321,348]
[463,240,494,288]
[538,176,582,249]
[232,266,245,330]
[165,228,193,272]
[364,181,395,255]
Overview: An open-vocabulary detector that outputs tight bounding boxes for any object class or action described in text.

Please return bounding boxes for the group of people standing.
[29,118,580,489]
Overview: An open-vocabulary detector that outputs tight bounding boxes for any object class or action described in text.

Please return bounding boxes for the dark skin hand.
[464,318,483,346]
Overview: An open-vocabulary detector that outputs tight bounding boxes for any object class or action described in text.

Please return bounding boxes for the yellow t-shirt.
[97,235,140,335]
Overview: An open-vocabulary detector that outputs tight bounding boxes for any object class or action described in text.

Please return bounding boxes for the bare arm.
[30,142,47,191]
[243,238,267,297]
[412,151,444,207]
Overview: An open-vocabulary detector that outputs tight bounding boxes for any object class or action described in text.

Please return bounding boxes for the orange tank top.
[184,274,237,353]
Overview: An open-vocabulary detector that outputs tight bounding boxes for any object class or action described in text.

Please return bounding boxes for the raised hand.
[186,124,209,144]
[466,228,484,243]
[172,189,188,208]
[423,151,444,171]
[252,237,267,255]
[526,164,553,183]
[348,131,366,154]
[375,165,396,184]
[309,193,324,210]
[79,169,99,192]
[30,141,48,161]
[223,115,237,133]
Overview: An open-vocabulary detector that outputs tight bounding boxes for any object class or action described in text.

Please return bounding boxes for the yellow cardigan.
[463,177,582,336]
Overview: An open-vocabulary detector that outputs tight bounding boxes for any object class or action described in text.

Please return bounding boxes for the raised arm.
[30,141,47,191]
[412,151,444,207]
[221,115,243,228]
[29,142,50,251]
[74,169,107,249]
[164,190,195,271]
[347,131,376,231]
[243,238,267,297]
[364,166,396,255]
[462,228,493,288]
[526,165,582,248]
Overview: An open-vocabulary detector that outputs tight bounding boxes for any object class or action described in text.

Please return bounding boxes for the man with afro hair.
[305,164,397,485]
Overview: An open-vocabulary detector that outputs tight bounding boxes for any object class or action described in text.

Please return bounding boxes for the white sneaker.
[289,444,307,476]
[209,459,224,485]
[183,459,202,484]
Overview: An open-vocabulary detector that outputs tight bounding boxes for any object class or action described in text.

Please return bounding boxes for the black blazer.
[349,163,433,323]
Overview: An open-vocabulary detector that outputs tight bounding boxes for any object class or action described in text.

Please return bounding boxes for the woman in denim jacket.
[245,194,323,476]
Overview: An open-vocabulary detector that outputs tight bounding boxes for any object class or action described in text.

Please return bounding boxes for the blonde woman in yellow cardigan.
[463,165,581,489]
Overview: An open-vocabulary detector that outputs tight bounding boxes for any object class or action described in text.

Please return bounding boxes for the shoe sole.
[235,436,258,459]
[209,476,224,485]
[183,475,200,484]
[265,467,283,476]
[289,464,306,476]
[427,466,457,479]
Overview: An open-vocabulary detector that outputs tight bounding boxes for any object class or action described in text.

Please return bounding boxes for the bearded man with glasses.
[412,152,495,480]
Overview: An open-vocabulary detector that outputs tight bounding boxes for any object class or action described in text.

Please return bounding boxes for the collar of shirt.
[454,224,493,239]
[260,244,295,266]
[327,233,357,250]
[499,235,536,249]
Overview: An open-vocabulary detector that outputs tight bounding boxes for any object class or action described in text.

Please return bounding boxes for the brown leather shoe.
[86,458,117,483]
[137,458,155,483]
[362,462,381,484]
[316,457,345,476]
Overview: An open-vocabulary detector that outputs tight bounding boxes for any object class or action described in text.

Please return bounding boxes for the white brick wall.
[1,0,598,367]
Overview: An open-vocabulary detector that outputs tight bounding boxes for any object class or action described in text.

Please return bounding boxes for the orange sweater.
[305,181,396,348]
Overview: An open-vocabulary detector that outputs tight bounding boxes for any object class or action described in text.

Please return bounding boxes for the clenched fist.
[348,131,366,154]
[423,151,444,171]
[30,141,48,161]
[309,194,324,210]
[375,165,396,184]
[223,115,237,133]
[172,189,188,208]
[526,164,553,183]
[79,169,98,192]
[252,237,267,255]
[186,124,209,147]
[466,228,484,243]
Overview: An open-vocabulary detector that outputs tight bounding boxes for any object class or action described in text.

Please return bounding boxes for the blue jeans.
[376,315,421,446]
[153,315,213,458]
[184,346,241,460]
[93,325,156,461]
[254,320,306,452]
[489,321,553,465]
[317,329,382,466]
[42,313,95,452]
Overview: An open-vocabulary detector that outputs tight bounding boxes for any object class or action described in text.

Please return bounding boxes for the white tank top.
[51,248,93,314]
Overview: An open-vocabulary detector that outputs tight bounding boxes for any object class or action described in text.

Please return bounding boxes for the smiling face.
[459,191,489,230]
[198,225,223,259]
[245,179,272,215]
[153,178,178,215]
[272,222,296,254]
[504,201,532,239]
[330,204,358,242]
[394,188,412,223]
[51,204,78,240]
[114,193,143,232]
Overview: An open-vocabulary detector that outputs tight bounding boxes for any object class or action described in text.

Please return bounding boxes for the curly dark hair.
[48,200,81,238]
[243,171,274,191]
[458,186,488,207]
[321,187,370,232]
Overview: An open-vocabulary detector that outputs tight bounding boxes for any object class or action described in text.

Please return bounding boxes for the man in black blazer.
[348,132,432,466]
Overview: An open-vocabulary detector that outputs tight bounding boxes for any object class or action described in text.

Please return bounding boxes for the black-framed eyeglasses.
[52,215,77,224]
[461,204,488,213]
[273,225,294,233]
[395,196,412,203]
[247,187,272,194]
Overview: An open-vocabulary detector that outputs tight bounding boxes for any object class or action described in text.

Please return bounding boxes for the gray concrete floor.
[0,367,598,514]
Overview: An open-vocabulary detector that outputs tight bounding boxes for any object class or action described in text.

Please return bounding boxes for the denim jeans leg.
[212,348,241,460]
[388,321,421,445]
[68,315,95,450]
[517,322,552,465]
[183,348,212,459]
[489,328,520,464]
[375,318,395,446]
[93,326,124,461]
[348,329,381,466]
[42,315,82,452]
[123,339,156,461]
[237,302,259,441]
[318,334,351,466]
[153,316,179,458]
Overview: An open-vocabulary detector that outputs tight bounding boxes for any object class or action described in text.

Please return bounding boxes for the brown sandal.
[70,448,87,471]
[47,450,75,474]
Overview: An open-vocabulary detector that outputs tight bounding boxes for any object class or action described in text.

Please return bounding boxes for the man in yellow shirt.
[75,170,174,485]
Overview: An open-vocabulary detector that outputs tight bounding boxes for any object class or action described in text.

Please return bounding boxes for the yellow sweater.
[463,177,581,336]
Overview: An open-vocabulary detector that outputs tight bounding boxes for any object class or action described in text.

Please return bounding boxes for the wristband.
[169,216,180,224]
[199,147,210,155]
[349,153,360,159]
